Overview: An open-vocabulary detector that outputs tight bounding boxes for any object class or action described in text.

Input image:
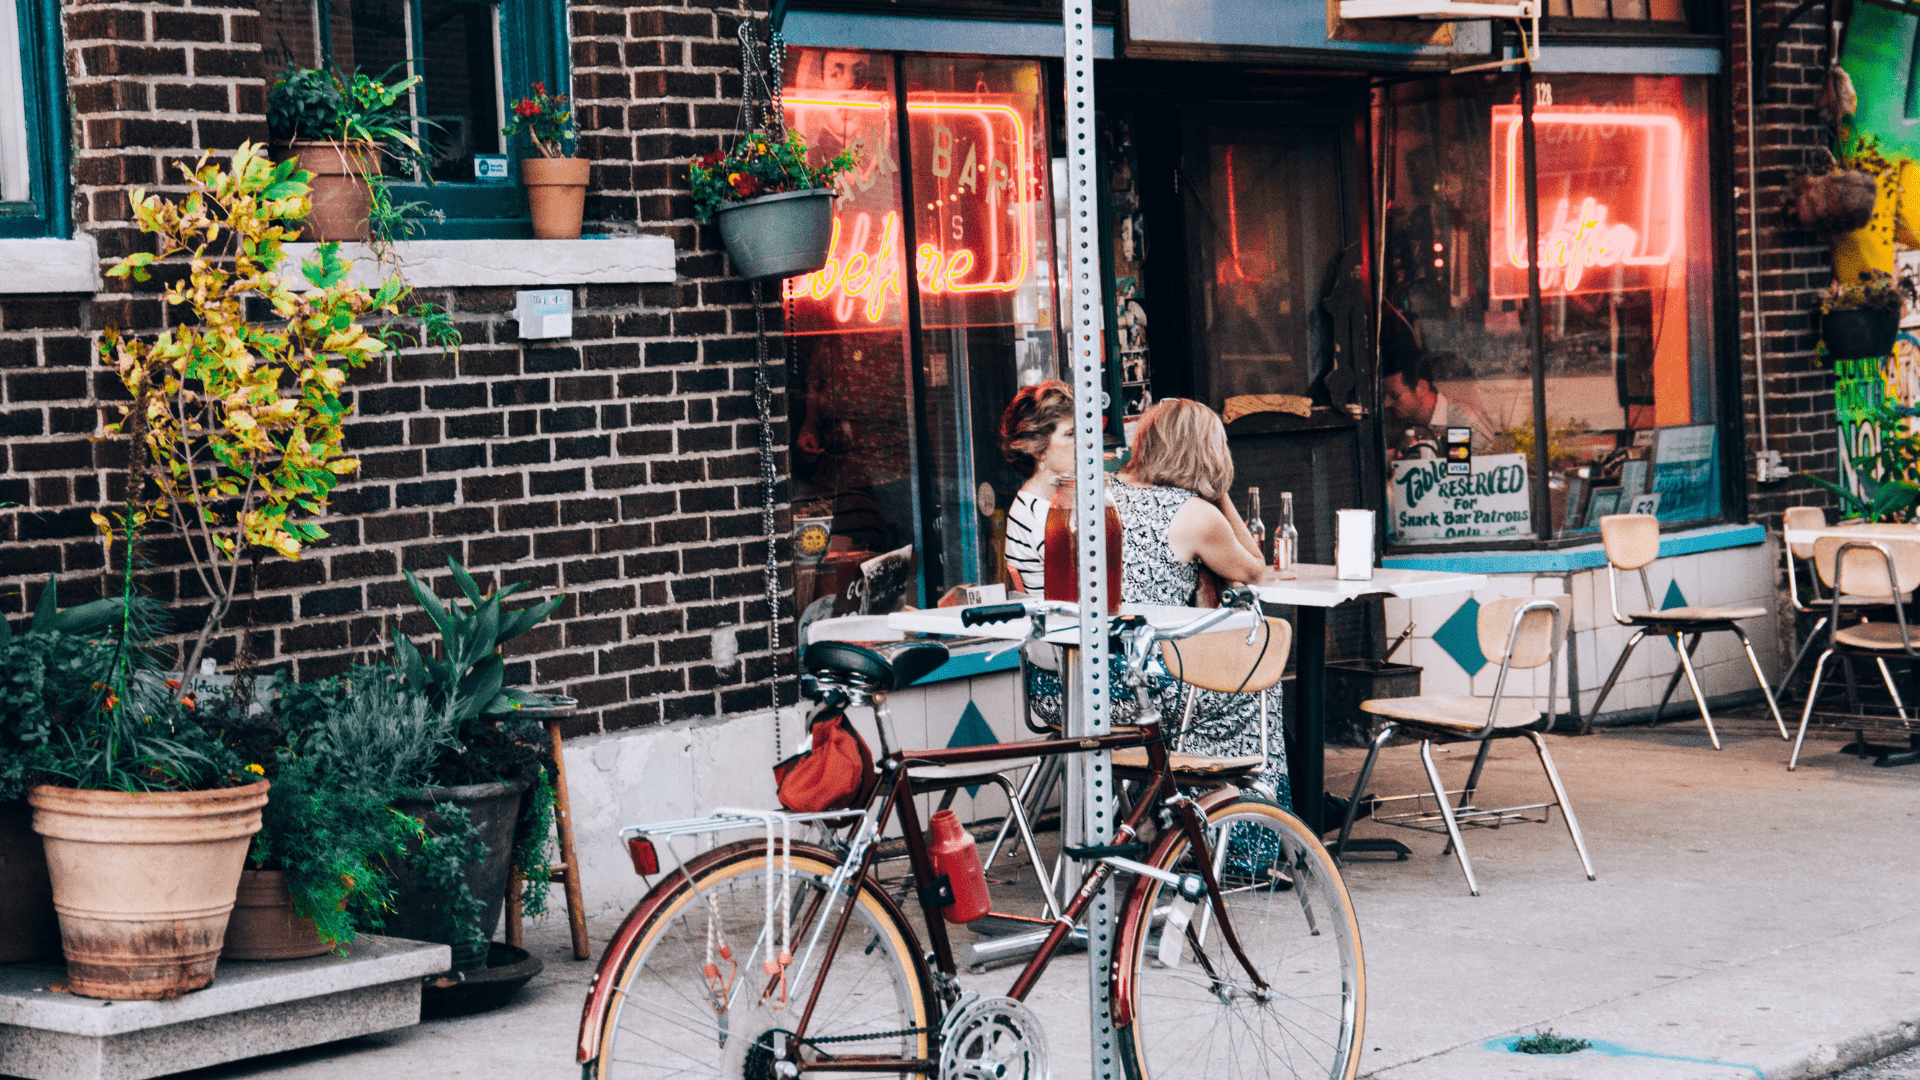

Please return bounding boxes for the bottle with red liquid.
[1043,475,1123,615]
[927,810,991,923]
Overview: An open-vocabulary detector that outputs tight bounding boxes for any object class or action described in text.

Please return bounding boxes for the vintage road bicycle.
[576,592,1366,1080]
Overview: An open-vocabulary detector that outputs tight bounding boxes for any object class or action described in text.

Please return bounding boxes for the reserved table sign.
[1389,452,1532,543]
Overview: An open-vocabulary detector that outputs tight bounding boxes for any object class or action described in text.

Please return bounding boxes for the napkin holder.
[1335,509,1375,581]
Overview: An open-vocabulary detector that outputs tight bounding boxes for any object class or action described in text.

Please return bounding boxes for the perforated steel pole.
[1059,5,1115,1080]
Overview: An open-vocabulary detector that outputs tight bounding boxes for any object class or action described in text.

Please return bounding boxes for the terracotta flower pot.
[714,188,835,280]
[29,780,270,999]
[288,140,374,243]
[523,157,590,240]
[222,868,333,960]
[0,799,60,963]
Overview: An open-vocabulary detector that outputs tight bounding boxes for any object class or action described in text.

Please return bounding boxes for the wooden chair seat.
[1833,622,1913,652]
[1109,746,1264,776]
[1359,693,1543,732]
[1625,604,1767,624]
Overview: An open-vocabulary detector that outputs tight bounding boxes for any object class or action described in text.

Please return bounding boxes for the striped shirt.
[1004,490,1047,593]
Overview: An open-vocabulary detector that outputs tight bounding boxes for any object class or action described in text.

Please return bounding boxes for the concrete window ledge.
[0,237,100,294]
[278,235,675,292]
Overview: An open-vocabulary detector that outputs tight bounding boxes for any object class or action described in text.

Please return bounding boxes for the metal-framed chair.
[1109,616,1291,784]
[1332,596,1593,896]
[1583,514,1787,747]
[1790,535,1920,770]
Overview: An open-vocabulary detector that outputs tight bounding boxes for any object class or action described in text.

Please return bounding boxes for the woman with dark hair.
[997,379,1073,594]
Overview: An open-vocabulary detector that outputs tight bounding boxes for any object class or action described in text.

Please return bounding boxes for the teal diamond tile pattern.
[946,700,999,796]
[1433,597,1486,677]
[1661,580,1687,650]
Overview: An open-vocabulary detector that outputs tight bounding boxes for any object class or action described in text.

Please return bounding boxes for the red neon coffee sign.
[1488,107,1684,298]
[782,91,1037,324]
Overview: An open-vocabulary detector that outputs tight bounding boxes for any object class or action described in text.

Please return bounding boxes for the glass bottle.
[1274,492,1299,574]
[1244,487,1266,561]
[1043,475,1123,614]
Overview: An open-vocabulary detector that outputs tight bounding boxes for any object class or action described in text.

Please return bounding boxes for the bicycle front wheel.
[591,841,935,1080]
[1117,798,1365,1080]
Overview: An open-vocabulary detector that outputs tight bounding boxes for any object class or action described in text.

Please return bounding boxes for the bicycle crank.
[937,995,1048,1080]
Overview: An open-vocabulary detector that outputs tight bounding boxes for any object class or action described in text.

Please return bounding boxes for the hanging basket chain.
[736,19,786,142]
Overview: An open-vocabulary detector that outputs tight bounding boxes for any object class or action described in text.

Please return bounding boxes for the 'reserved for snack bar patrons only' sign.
[1389,453,1532,543]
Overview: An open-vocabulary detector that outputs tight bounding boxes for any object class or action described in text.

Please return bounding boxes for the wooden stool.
[504,703,589,960]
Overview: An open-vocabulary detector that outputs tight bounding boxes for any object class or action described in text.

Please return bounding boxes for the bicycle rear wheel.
[590,842,935,1080]
[1117,798,1364,1080]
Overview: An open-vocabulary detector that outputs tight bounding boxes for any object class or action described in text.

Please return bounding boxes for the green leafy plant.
[1805,401,1920,522]
[689,131,858,223]
[101,144,410,679]
[1818,269,1902,316]
[1513,1030,1590,1055]
[252,668,456,949]
[266,65,428,173]
[501,82,575,160]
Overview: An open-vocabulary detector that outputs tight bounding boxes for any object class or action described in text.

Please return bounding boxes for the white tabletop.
[1251,563,1488,607]
[1781,521,1920,546]
[887,603,1259,644]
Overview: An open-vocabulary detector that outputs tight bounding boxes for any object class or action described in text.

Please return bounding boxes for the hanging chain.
[736,19,785,141]
[753,280,785,742]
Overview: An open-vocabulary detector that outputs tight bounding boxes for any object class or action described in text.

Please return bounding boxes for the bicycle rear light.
[627,836,659,876]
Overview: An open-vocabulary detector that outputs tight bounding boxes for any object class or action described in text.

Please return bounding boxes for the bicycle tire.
[589,841,936,1080]
[1115,797,1365,1080]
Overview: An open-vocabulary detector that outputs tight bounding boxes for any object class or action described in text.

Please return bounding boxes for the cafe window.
[0,0,64,239]
[783,50,1058,632]
[258,0,568,236]
[1380,73,1720,547]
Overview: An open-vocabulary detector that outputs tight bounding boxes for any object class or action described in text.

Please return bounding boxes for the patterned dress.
[1031,481,1291,808]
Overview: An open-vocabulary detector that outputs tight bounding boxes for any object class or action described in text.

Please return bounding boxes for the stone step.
[0,935,451,1080]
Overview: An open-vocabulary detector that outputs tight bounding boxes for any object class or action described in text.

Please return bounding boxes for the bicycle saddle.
[803,639,950,690]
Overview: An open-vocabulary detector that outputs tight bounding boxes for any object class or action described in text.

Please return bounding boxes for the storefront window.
[782,51,1056,634]
[1381,73,1718,547]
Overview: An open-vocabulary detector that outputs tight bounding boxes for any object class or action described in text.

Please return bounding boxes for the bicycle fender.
[576,839,767,1065]
[1108,785,1248,1029]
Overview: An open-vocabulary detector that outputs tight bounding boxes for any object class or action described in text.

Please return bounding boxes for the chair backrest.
[1812,535,1920,599]
[1160,616,1292,694]
[1782,506,1825,562]
[1599,514,1659,570]
[1477,596,1567,671]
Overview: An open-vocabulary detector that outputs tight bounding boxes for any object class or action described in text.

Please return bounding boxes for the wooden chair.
[1111,616,1291,783]
[1790,535,1920,770]
[1332,596,1594,896]
[504,704,589,960]
[1583,514,1787,747]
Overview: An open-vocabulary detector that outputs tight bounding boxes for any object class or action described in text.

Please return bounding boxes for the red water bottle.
[927,810,991,923]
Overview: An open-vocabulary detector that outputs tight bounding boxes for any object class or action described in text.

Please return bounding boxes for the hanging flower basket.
[1822,307,1900,360]
[714,188,836,281]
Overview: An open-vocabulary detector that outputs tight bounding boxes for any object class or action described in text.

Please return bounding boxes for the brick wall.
[1730,0,1840,532]
[0,0,795,740]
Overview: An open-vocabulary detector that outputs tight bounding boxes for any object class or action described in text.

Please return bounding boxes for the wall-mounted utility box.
[515,289,573,339]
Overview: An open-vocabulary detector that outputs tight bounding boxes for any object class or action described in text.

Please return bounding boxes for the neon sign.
[1489,107,1685,298]
[781,90,1039,325]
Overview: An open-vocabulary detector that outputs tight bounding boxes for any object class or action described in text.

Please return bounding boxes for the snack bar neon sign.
[781,91,1037,324]
[1489,107,1684,298]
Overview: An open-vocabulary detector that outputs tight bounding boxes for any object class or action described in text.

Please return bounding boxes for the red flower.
[732,173,761,197]
[515,99,541,118]
[531,81,545,95]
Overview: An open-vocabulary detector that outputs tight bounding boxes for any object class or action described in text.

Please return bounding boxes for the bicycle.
[575,592,1365,1080]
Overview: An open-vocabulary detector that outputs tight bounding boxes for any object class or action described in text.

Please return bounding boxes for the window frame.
[306,0,569,238]
[0,0,67,240]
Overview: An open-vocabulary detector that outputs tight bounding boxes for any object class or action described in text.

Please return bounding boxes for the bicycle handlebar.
[957,588,1258,642]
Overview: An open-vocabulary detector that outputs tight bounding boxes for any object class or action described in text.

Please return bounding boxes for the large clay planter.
[385,779,528,974]
[523,157,590,239]
[222,868,332,960]
[714,188,835,280]
[0,799,60,963]
[288,140,374,242]
[28,780,269,999]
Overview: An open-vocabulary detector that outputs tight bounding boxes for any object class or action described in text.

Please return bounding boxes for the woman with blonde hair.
[1114,398,1288,805]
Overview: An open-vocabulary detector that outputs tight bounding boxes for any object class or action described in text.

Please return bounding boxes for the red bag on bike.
[774,711,877,812]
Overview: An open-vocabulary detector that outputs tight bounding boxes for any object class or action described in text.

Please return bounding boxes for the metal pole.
[1060,4,1114,1080]
[1520,67,1550,540]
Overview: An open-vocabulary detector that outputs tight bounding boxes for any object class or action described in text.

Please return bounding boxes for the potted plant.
[226,668,453,959]
[101,143,410,683]
[380,558,564,975]
[266,66,429,242]
[1818,269,1903,361]
[502,82,588,240]
[1805,401,1920,522]
[0,577,147,964]
[25,541,267,1000]
[690,131,858,280]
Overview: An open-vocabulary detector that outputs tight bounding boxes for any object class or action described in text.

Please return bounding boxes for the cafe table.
[1252,564,1487,836]
[1780,519,1920,547]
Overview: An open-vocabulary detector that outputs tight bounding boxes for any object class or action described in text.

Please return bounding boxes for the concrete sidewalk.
[157,717,1920,1080]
